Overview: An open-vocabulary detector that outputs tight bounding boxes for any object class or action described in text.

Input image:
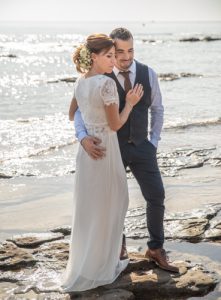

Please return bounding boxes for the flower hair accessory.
[78,44,92,71]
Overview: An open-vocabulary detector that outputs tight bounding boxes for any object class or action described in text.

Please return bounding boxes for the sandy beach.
[1,164,220,243]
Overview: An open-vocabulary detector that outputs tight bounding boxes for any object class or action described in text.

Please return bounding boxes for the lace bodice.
[74,75,119,134]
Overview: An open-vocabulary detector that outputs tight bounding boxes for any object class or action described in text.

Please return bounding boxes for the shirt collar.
[113,60,136,77]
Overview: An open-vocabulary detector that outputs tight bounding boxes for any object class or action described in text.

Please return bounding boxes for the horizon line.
[0,20,221,23]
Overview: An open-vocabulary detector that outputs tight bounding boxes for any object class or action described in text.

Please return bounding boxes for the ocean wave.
[0,113,76,163]
[164,118,221,130]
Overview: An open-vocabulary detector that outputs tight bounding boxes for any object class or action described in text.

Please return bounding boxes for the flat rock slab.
[0,242,36,270]
[125,203,221,242]
[7,232,64,248]
[0,236,218,299]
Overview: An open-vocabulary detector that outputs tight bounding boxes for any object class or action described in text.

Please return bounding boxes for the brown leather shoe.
[145,248,179,273]
[120,234,128,260]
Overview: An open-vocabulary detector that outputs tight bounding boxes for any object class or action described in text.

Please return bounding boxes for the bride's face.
[92,46,116,73]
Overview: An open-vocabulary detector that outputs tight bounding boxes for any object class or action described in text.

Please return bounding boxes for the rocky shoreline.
[0,203,221,299]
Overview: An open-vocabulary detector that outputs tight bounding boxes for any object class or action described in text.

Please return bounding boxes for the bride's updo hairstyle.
[73,34,114,73]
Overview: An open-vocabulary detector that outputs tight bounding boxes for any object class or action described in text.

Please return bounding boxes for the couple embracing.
[61,27,179,293]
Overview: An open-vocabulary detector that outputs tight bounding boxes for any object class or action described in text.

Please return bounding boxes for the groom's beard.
[115,59,133,71]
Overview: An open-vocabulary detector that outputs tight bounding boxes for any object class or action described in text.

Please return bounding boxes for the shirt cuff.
[77,132,88,143]
[150,138,158,148]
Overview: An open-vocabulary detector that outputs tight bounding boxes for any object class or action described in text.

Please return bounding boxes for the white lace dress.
[60,74,129,292]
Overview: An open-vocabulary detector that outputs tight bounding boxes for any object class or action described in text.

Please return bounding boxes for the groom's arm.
[74,109,88,142]
[148,68,164,148]
[74,109,106,160]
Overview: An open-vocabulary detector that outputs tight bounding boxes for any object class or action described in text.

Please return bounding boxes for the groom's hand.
[81,136,106,160]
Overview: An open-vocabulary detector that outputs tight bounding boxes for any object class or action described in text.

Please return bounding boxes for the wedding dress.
[60,74,129,291]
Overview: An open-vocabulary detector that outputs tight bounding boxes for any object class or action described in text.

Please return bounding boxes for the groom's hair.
[110,28,133,41]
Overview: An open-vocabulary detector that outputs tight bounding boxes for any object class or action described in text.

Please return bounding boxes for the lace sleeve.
[100,78,119,106]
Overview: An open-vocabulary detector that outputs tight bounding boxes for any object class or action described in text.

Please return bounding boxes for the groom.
[74,28,178,272]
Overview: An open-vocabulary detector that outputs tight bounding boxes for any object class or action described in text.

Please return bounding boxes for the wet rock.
[180,36,221,42]
[0,245,217,299]
[32,239,69,269]
[51,225,71,236]
[158,73,179,81]
[165,218,208,242]
[203,36,221,42]
[66,288,135,299]
[60,77,77,83]
[47,77,77,84]
[126,146,216,178]
[142,39,156,43]
[125,203,221,242]
[158,72,202,81]
[104,253,215,299]
[0,242,36,270]
[204,210,221,241]
[7,232,64,248]
[180,37,201,42]
[0,172,13,179]
[0,54,17,58]
[156,147,218,177]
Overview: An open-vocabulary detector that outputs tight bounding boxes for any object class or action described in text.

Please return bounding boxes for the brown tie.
[120,71,132,93]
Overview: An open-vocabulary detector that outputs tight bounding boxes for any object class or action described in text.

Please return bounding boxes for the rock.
[0,242,36,270]
[142,39,156,43]
[104,253,215,299]
[51,225,71,236]
[180,37,201,42]
[0,54,17,58]
[179,36,221,42]
[165,218,208,242]
[32,239,69,269]
[60,77,77,83]
[156,147,218,177]
[0,233,218,299]
[7,232,64,248]
[158,72,202,82]
[204,210,221,240]
[158,73,179,81]
[203,36,221,42]
[67,288,135,299]
[46,77,77,84]
[0,172,13,179]
[125,203,221,242]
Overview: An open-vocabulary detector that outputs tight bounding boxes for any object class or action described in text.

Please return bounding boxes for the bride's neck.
[86,66,103,77]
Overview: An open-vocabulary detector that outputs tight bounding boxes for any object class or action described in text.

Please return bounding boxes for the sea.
[0,21,221,179]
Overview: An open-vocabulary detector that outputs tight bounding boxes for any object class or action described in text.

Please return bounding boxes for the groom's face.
[114,38,134,71]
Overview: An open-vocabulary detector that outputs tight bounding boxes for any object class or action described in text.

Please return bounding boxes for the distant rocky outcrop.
[158,72,202,81]
[46,77,77,84]
[0,54,17,58]
[45,72,203,85]
[180,36,221,42]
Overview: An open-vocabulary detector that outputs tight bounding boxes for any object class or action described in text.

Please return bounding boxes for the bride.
[61,33,143,292]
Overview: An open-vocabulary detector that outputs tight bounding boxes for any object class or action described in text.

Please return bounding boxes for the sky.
[0,0,221,22]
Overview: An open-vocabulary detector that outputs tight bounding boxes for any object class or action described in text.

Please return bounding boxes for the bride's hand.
[126,84,144,108]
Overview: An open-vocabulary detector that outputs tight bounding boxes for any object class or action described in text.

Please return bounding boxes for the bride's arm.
[69,98,78,121]
[104,102,132,131]
[104,84,144,131]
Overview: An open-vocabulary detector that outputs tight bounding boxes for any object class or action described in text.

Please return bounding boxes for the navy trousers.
[120,138,165,249]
